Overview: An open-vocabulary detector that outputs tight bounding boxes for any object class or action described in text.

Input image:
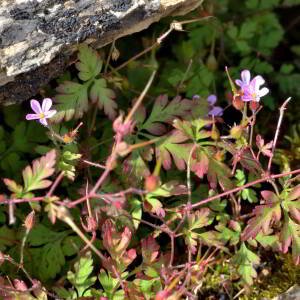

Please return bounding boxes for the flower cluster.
[235,70,269,102]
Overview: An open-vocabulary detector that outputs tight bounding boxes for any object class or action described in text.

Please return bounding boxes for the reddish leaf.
[23,150,56,192]
[141,237,160,264]
[241,192,281,241]
[286,184,300,201]
[3,178,23,195]
[90,78,117,120]
[279,212,300,265]
[191,150,209,178]
[156,130,193,170]
[140,95,193,135]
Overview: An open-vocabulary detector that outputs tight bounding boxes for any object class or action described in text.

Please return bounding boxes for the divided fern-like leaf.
[53,82,89,122]
[241,191,281,241]
[279,212,300,265]
[76,44,103,81]
[156,129,193,170]
[67,251,97,297]
[53,44,118,122]
[22,150,56,192]
[90,78,117,120]
[140,95,193,135]
[231,243,260,285]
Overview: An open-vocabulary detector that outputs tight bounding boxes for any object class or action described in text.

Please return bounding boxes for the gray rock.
[0,0,201,105]
[262,285,300,300]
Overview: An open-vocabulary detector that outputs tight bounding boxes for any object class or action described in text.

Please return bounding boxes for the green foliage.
[53,44,117,122]
[67,252,97,297]
[231,243,260,285]
[2,0,300,298]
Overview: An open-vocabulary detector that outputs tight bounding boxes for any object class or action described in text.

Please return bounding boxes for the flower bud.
[112,47,120,61]
[116,142,131,157]
[145,175,159,192]
[249,101,259,111]
[206,54,218,71]
[215,150,225,161]
[230,125,242,139]
[24,211,36,230]
[232,97,244,111]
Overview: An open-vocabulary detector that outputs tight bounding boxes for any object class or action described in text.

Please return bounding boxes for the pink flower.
[235,69,251,89]
[26,98,56,126]
[235,70,269,102]
[242,75,269,102]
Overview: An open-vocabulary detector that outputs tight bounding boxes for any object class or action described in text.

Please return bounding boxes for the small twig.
[54,205,107,262]
[267,97,291,172]
[104,39,116,73]
[125,70,157,124]
[108,17,212,75]
[177,59,193,95]
[190,167,300,210]
[81,159,106,169]
[46,171,64,197]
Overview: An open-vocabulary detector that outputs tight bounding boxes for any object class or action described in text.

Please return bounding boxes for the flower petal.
[42,98,53,112]
[26,113,40,120]
[207,95,217,105]
[45,109,57,118]
[208,106,223,117]
[241,70,251,85]
[39,118,48,126]
[30,100,42,114]
[235,79,244,87]
[258,87,269,97]
[252,76,265,91]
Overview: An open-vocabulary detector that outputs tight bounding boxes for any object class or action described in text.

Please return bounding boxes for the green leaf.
[3,104,22,128]
[98,269,125,300]
[27,224,69,246]
[76,44,103,81]
[12,122,36,153]
[142,95,193,135]
[62,236,85,256]
[53,82,89,122]
[280,64,295,74]
[216,223,240,246]
[22,150,56,192]
[0,226,16,251]
[67,252,97,297]
[128,198,142,230]
[280,213,300,264]
[239,21,257,39]
[189,208,213,230]
[207,156,234,190]
[156,130,193,170]
[255,232,278,249]
[90,78,117,120]
[3,178,23,195]
[227,24,238,39]
[1,152,27,178]
[27,224,70,280]
[232,243,260,285]
[241,188,258,203]
[246,0,258,9]
[63,151,82,161]
[291,45,300,56]
[39,240,66,280]
[241,191,281,241]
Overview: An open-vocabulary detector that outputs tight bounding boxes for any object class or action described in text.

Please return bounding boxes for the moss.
[199,253,300,299]
[241,253,300,300]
